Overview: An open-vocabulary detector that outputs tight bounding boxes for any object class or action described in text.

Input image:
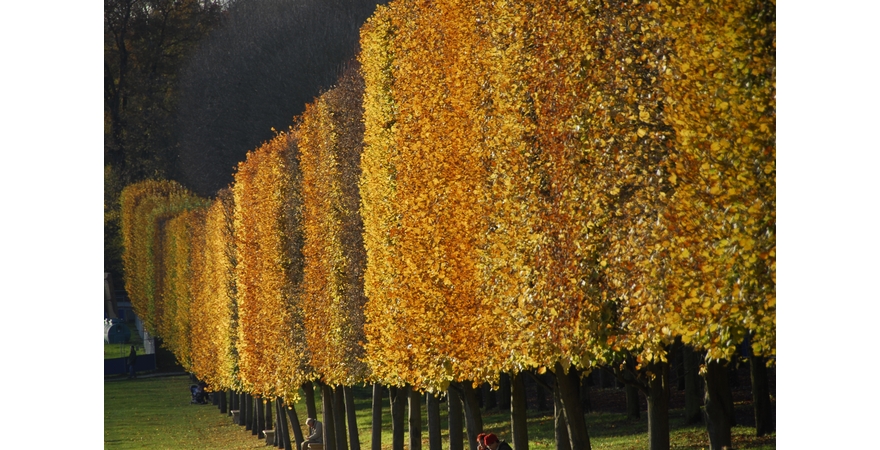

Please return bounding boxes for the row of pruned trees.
[120,1,775,449]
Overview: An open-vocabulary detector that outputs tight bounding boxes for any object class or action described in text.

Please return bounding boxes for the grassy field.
[105,375,775,449]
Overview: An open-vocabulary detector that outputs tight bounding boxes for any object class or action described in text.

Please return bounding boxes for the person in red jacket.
[483,433,513,450]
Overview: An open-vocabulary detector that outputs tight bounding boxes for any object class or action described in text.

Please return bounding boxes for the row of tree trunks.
[224,350,770,450]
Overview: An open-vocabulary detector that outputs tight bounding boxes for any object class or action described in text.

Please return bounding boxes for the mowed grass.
[105,375,265,449]
[106,377,775,449]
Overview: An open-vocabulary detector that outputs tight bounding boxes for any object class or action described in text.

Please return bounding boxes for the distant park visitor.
[127,345,137,379]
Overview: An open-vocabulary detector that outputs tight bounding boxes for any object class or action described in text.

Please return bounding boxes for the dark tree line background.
[104,0,389,280]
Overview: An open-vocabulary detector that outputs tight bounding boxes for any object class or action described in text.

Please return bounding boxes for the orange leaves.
[298,67,369,386]
[234,132,309,398]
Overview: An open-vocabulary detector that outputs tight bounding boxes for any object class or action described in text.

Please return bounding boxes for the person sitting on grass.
[483,433,512,450]
[302,417,323,450]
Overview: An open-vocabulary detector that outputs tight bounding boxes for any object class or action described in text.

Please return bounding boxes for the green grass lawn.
[106,377,775,449]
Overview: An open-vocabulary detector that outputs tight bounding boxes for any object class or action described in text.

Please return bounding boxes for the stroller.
[190,383,209,404]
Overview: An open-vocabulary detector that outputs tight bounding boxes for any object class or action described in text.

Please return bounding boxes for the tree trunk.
[409,386,423,450]
[646,360,670,450]
[553,373,571,450]
[344,386,361,450]
[286,398,305,450]
[461,382,483,450]
[625,381,641,420]
[447,385,464,450]
[427,392,442,450]
[498,372,511,409]
[334,386,349,450]
[683,346,703,425]
[749,354,774,436]
[511,372,530,450]
[322,383,338,450]
[703,360,734,450]
[580,375,592,413]
[372,384,383,450]
[256,396,265,436]
[536,372,551,411]
[277,398,292,450]
[482,383,497,410]
[231,390,238,416]
[389,385,406,450]
[245,393,254,431]
[304,381,319,421]
[274,399,283,448]
[266,398,274,435]
[238,392,246,426]
[219,390,228,414]
[555,362,591,450]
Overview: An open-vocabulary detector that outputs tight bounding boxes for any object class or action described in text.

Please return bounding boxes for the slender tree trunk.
[372,384,383,450]
[322,383,338,450]
[447,385,464,450]
[536,372,551,411]
[286,399,305,450]
[553,373,571,450]
[277,398,292,450]
[245,393,254,431]
[703,360,734,450]
[304,381,318,421]
[482,383,497,410]
[511,372,530,450]
[646,359,670,450]
[219,390,228,414]
[683,346,703,424]
[427,392,442,450]
[580,375,592,413]
[231,390,238,416]
[237,392,246,426]
[334,386,349,450]
[267,398,275,435]
[625,382,641,420]
[256,396,265,436]
[274,399,283,448]
[409,386,423,450]
[555,362,591,450]
[498,373,511,409]
[389,385,406,450]
[461,382,483,450]
[344,386,361,450]
[749,354,774,436]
